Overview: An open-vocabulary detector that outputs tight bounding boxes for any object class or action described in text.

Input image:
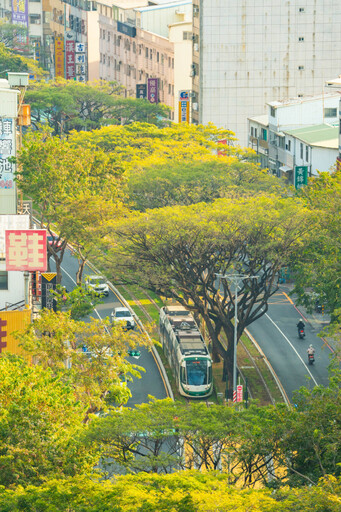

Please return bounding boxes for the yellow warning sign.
[41,272,57,282]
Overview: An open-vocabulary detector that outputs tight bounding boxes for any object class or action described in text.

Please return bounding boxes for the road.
[248,289,332,402]
[58,252,332,405]
[54,249,169,406]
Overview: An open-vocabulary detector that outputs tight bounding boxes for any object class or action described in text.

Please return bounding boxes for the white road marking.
[264,312,319,386]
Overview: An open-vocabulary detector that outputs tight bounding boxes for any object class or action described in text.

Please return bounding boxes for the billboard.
[178,90,190,123]
[65,36,75,80]
[136,84,147,99]
[11,0,28,26]
[55,35,64,78]
[0,118,15,192]
[147,78,158,103]
[5,229,47,271]
[0,309,31,358]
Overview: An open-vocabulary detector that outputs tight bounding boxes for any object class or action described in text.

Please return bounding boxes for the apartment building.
[97,0,192,120]
[248,93,340,183]
[192,0,341,146]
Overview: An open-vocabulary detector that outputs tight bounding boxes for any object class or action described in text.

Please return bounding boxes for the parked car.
[111,307,136,330]
[85,275,109,297]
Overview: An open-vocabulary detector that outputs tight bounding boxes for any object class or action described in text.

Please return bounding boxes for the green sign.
[295,166,308,189]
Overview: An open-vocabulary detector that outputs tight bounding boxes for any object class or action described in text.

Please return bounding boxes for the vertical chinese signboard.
[147,78,158,104]
[0,118,15,192]
[136,84,147,99]
[41,272,57,311]
[75,42,86,82]
[65,36,75,80]
[294,166,308,189]
[55,35,64,78]
[5,230,47,272]
[11,0,28,26]
[178,90,190,123]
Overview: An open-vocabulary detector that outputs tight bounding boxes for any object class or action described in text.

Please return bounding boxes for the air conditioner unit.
[194,43,199,52]
[193,102,198,111]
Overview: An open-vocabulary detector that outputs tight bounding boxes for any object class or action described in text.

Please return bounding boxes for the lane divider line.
[264,312,319,386]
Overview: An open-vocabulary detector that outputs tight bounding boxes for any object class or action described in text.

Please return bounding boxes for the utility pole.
[216,273,257,402]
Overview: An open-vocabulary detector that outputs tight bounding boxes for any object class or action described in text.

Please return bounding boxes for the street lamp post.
[216,273,257,402]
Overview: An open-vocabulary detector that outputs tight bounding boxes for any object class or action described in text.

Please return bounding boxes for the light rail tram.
[159,305,213,398]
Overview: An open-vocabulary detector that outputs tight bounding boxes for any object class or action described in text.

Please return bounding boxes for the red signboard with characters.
[5,229,47,271]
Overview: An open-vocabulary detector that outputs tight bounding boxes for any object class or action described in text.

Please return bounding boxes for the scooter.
[298,328,305,339]
[308,353,315,365]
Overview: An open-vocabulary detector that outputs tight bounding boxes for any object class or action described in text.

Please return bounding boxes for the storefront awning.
[279,165,292,173]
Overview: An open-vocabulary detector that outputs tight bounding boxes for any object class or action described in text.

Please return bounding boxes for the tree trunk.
[76,257,86,285]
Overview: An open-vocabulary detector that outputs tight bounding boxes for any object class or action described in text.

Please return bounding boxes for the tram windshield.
[184,359,210,386]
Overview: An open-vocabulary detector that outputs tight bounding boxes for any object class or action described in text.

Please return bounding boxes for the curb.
[244,328,291,406]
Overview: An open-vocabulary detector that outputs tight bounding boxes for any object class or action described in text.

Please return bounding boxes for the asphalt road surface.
[248,289,332,402]
[53,249,169,406]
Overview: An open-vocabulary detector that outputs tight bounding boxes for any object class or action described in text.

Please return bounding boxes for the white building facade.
[248,92,340,180]
[192,0,341,146]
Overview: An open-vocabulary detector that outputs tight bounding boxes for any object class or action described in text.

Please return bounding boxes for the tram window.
[186,360,208,386]
[180,366,187,384]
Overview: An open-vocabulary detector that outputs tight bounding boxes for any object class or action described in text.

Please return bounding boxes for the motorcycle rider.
[297,318,305,336]
[307,344,315,356]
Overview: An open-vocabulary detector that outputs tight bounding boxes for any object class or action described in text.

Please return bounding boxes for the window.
[157,51,159,62]
[298,36,304,41]
[287,140,291,151]
[306,145,309,161]
[183,31,192,40]
[107,32,110,42]
[150,49,152,60]
[172,58,174,69]
[145,47,148,58]
[251,127,254,137]
[270,106,276,117]
[168,83,171,94]
[172,84,174,96]
[0,271,8,290]
[103,54,106,64]
[300,143,303,159]
[299,7,305,12]
[261,128,267,141]
[193,4,199,16]
[254,128,258,138]
[29,13,41,24]
[100,53,102,63]
[133,42,136,53]
[103,30,106,40]
[298,65,304,70]
[324,107,337,118]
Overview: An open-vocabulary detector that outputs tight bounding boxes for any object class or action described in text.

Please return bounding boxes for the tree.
[0,22,28,51]
[0,355,94,487]
[290,170,341,319]
[127,159,286,211]
[0,42,44,77]
[16,127,124,283]
[104,196,314,396]
[53,284,103,320]
[25,79,171,135]
[14,310,152,420]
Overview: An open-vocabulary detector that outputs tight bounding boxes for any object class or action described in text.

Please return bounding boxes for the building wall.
[136,2,192,38]
[170,22,192,121]
[97,2,192,120]
[269,96,340,132]
[194,0,341,146]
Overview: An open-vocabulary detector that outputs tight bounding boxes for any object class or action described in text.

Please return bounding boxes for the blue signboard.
[117,21,136,38]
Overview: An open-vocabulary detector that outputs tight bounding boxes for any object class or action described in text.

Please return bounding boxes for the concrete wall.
[197,0,341,146]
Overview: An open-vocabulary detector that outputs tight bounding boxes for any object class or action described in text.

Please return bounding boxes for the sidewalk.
[279,282,335,351]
